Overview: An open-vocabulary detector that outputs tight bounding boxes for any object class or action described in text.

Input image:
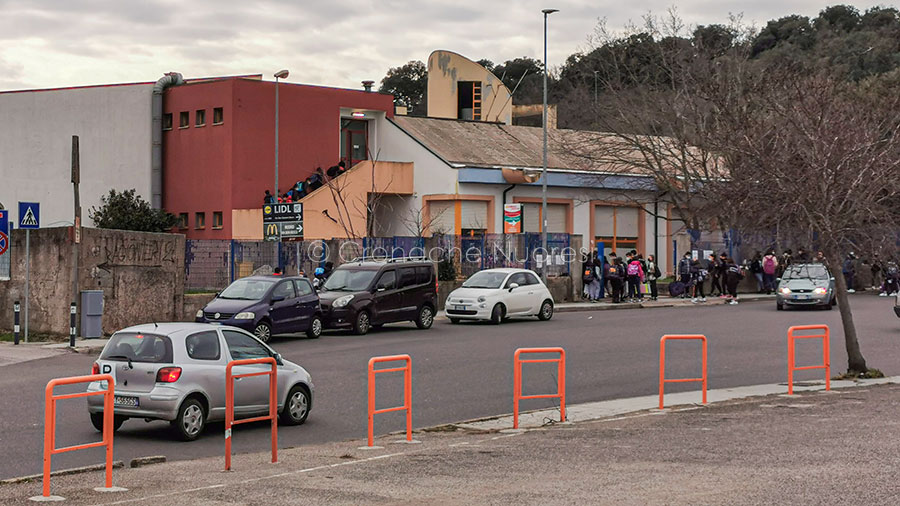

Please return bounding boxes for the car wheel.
[537,300,554,321]
[89,412,126,433]
[171,398,206,442]
[353,311,371,335]
[279,385,310,426]
[490,304,504,325]
[776,303,784,311]
[449,317,460,324]
[253,321,272,343]
[415,305,434,329]
[306,316,322,339]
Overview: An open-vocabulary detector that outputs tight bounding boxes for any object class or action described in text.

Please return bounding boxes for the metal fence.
[184,233,580,292]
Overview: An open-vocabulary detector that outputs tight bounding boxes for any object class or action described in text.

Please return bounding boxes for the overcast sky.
[0,1,888,91]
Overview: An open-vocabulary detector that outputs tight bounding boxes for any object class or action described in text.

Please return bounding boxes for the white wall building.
[0,83,153,227]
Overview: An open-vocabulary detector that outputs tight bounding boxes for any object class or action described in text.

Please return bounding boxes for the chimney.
[362,80,374,92]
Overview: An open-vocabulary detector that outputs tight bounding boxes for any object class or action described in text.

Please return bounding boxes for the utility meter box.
[80,290,104,338]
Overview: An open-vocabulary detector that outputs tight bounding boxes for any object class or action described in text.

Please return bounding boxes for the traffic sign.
[281,222,303,238]
[18,202,40,229]
[263,203,302,223]
[0,210,9,281]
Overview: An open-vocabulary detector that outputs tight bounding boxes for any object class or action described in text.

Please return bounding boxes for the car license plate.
[793,294,809,300]
[454,305,468,311]
[114,396,139,407]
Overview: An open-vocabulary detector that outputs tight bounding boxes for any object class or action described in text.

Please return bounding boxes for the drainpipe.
[151,72,185,209]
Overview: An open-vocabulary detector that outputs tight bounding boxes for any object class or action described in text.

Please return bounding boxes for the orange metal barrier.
[659,335,708,409]
[367,355,412,447]
[41,374,116,499]
[225,357,278,471]
[513,347,566,429]
[787,325,830,395]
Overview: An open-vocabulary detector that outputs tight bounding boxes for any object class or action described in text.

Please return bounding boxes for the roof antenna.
[154,321,158,328]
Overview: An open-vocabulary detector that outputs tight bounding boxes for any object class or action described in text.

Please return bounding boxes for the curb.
[0,461,125,486]
[556,296,772,313]
[129,456,167,468]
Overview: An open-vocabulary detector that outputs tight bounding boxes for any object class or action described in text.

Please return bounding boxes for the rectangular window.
[195,212,206,229]
[178,213,188,229]
[195,109,206,127]
[179,111,189,128]
[457,81,482,120]
[415,266,433,285]
[185,331,221,361]
[428,201,455,235]
[398,267,416,288]
[213,107,224,125]
[212,211,223,229]
[162,113,173,131]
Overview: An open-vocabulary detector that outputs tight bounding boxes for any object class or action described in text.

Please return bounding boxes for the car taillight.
[156,367,182,383]
[92,363,100,375]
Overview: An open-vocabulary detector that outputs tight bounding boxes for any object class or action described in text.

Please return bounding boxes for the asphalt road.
[2,295,898,480]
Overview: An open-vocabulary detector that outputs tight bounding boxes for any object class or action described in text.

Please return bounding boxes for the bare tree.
[400,203,450,237]
[319,149,395,240]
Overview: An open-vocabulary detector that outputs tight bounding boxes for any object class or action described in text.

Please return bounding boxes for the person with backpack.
[646,254,661,301]
[690,258,707,303]
[626,254,645,302]
[723,257,744,305]
[707,253,722,297]
[881,261,899,296]
[678,252,692,298]
[870,254,883,291]
[750,251,764,293]
[607,257,625,303]
[842,253,856,293]
[762,250,779,294]
[582,252,602,302]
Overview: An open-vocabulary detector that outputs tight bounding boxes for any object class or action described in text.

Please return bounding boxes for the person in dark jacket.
[749,251,763,293]
[646,254,661,301]
[723,257,743,305]
[690,259,707,303]
[607,257,625,303]
[678,252,692,298]
[843,253,856,293]
[708,253,722,297]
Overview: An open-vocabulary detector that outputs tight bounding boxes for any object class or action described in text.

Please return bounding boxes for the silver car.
[86,323,314,441]
[776,263,836,310]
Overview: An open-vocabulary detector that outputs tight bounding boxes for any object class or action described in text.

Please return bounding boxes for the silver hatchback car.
[86,323,314,441]
[776,263,836,310]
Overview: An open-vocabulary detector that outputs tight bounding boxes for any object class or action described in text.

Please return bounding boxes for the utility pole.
[72,136,81,343]
[274,69,290,200]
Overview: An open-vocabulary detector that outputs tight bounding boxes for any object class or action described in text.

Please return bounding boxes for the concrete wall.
[0,227,185,336]
[0,84,154,228]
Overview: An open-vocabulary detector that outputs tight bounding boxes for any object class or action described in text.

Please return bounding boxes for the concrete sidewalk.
[4,378,899,505]
[0,339,107,368]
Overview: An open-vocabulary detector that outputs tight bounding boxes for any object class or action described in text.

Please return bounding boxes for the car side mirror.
[273,352,283,366]
[376,286,387,292]
[830,277,835,281]
[271,295,286,303]
[508,282,519,292]
[776,278,781,282]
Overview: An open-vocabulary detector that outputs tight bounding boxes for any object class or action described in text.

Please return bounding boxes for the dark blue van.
[196,275,321,341]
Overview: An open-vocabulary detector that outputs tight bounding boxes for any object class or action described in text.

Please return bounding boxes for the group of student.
[582,250,661,304]
[675,252,745,305]
[263,161,348,204]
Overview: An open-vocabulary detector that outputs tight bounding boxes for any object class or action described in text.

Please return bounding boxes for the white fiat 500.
[445,268,554,324]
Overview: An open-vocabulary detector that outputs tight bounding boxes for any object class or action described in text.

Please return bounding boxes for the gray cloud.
[0,0,889,91]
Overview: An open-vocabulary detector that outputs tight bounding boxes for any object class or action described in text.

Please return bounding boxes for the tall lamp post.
[274,69,290,199]
[541,8,558,282]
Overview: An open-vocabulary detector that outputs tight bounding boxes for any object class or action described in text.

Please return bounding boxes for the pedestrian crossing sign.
[18,202,40,229]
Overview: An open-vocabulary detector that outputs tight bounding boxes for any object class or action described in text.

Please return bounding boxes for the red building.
[162,76,394,239]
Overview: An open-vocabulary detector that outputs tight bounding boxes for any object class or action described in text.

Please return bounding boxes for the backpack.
[763,256,776,274]
[607,265,620,280]
[627,262,640,276]
[582,267,594,283]
[653,264,661,278]
[668,281,686,296]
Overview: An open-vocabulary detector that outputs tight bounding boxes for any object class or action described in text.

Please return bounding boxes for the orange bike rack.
[659,335,708,409]
[39,374,118,500]
[513,347,566,429]
[367,355,412,447]
[225,357,278,471]
[787,325,830,395]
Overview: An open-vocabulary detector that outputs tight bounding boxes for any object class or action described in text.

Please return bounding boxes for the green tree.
[89,189,178,233]
[379,60,427,115]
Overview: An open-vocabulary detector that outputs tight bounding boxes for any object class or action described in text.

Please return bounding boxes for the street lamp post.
[541,8,558,283]
[274,69,289,199]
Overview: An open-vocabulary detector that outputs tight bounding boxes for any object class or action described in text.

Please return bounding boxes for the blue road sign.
[18,202,39,229]
[0,210,8,253]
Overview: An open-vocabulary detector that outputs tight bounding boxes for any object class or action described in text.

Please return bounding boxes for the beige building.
[426,50,513,125]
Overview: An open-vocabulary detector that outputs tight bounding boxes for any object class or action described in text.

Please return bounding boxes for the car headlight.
[779,287,791,295]
[813,287,827,295]
[334,295,354,308]
[234,312,255,320]
[196,309,204,318]
[477,296,486,303]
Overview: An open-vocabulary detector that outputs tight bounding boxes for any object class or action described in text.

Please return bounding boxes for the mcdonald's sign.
[264,222,281,241]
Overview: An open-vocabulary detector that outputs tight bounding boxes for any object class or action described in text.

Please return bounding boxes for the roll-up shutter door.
[594,206,615,237]
[460,200,488,230]
[523,203,540,233]
[616,206,639,238]
[546,204,567,233]
[428,201,455,235]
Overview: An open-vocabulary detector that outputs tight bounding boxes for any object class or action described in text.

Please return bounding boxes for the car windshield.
[463,271,508,289]
[323,268,378,291]
[101,332,172,363]
[783,264,829,280]
[218,279,275,300]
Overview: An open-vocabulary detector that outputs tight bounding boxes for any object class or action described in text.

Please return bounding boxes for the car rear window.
[101,332,173,363]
